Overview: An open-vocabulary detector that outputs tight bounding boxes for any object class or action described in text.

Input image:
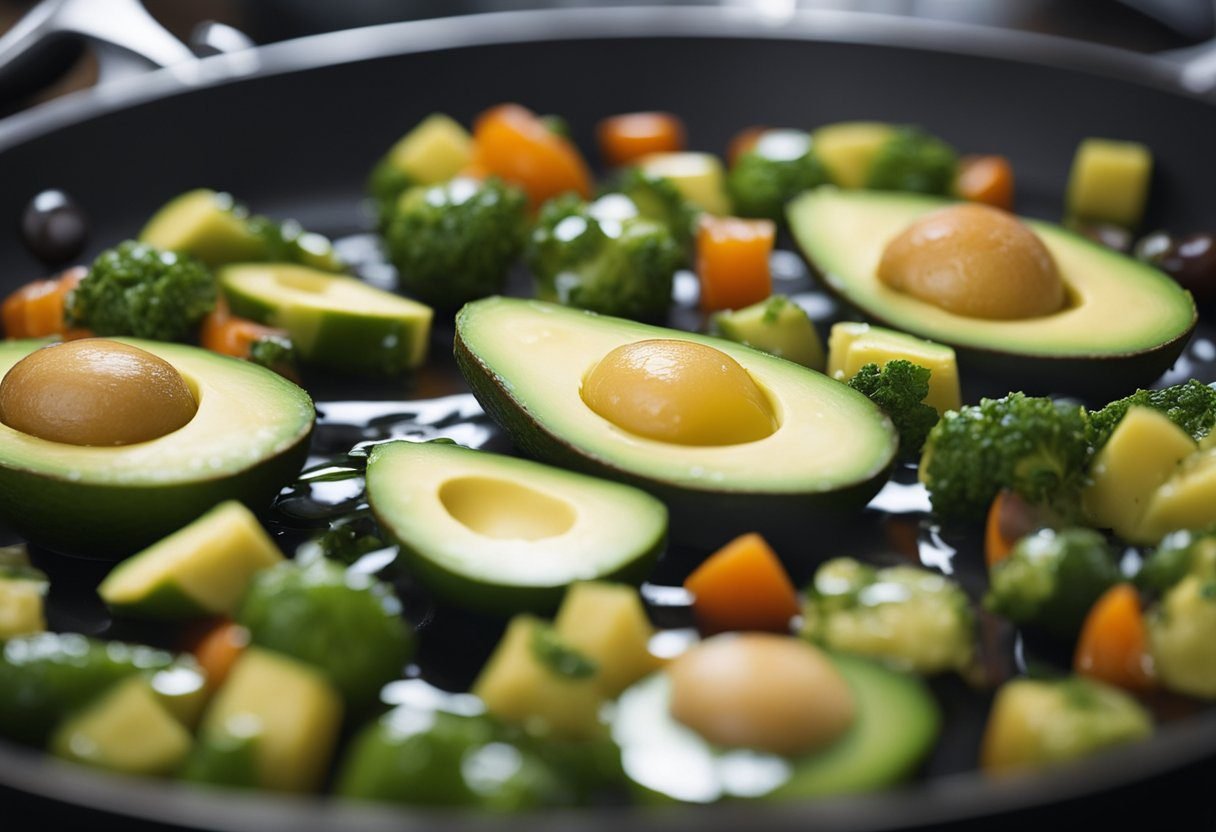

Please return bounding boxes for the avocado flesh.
[611,653,939,802]
[789,189,1197,397]
[455,298,897,549]
[0,339,314,557]
[367,440,666,614]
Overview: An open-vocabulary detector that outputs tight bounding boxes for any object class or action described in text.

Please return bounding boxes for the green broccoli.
[385,177,529,310]
[527,194,684,320]
[801,558,975,675]
[866,126,958,195]
[984,528,1121,639]
[846,360,939,459]
[245,216,343,273]
[237,557,414,710]
[727,129,829,221]
[607,167,700,252]
[368,159,414,228]
[919,393,1091,521]
[1137,528,1216,595]
[66,241,216,342]
[1088,379,1216,450]
[246,332,298,379]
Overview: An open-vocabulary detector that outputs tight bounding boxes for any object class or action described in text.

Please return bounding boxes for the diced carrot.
[727,125,768,167]
[1074,583,1154,692]
[984,489,1055,569]
[955,155,1015,212]
[684,532,801,634]
[472,103,593,206]
[597,112,686,168]
[199,296,287,360]
[695,215,775,312]
[1,266,86,339]
[984,490,1018,569]
[188,619,250,688]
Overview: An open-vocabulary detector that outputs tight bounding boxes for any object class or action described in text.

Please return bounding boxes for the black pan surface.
[2,7,1216,831]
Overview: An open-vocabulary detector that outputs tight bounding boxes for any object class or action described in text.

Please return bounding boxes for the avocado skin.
[0,430,310,559]
[808,269,1196,401]
[454,334,890,553]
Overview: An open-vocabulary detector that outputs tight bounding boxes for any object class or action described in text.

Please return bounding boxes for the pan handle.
[0,0,252,95]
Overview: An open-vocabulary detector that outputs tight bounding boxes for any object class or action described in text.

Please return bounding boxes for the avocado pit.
[581,339,778,446]
[0,339,197,446]
[877,203,1065,320]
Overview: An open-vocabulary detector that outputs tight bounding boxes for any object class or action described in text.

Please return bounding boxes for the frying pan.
[2,4,1216,830]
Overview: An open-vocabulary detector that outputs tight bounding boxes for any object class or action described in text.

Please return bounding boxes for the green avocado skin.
[454,336,891,553]
[0,434,310,559]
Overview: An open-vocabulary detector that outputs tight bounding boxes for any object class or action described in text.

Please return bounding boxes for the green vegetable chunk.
[865,126,957,195]
[140,189,342,272]
[0,633,197,745]
[982,676,1152,773]
[67,241,216,342]
[710,295,825,370]
[727,129,829,221]
[1137,528,1216,595]
[985,528,1121,639]
[237,557,414,710]
[608,168,700,252]
[367,113,474,226]
[1148,573,1216,698]
[847,360,938,459]
[527,194,684,320]
[919,392,1091,521]
[1088,379,1216,451]
[801,558,974,676]
[337,707,573,809]
[385,177,529,309]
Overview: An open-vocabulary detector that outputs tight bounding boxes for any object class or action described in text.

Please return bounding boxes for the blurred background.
[0,0,1214,117]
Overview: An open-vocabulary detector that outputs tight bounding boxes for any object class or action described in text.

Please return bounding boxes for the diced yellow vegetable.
[1136,448,1216,543]
[1148,574,1216,698]
[811,122,896,189]
[826,322,961,413]
[386,113,473,185]
[199,648,343,792]
[472,615,605,740]
[1083,407,1197,542]
[0,578,44,639]
[554,582,664,697]
[1065,138,1153,229]
[638,152,731,215]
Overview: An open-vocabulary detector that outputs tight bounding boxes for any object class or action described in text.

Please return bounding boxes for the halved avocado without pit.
[366,439,666,614]
[788,188,1197,398]
[454,297,897,550]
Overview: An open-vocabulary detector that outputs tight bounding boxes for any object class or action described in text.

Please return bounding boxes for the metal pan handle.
[0,0,252,98]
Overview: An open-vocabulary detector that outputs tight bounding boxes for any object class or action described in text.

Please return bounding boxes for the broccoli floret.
[866,126,957,195]
[801,558,975,676]
[247,333,298,379]
[246,216,343,273]
[66,241,216,342]
[846,360,939,459]
[385,177,529,310]
[527,194,683,320]
[920,393,1091,521]
[607,168,699,252]
[984,528,1120,639]
[1137,528,1216,595]
[368,158,414,228]
[727,129,829,221]
[1088,380,1216,450]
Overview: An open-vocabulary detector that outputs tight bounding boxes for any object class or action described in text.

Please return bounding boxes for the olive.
[20,190,89,269]
[1135,230,1216,302]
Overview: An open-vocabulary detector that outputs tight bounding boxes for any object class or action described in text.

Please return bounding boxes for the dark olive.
[1135,230,1216,301]
[20,190,89,269]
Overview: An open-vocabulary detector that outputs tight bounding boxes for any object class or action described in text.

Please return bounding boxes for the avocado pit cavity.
[581,339,777,446]
[877,203,1065,320]
[439,475,577,541]
[667,633,856,756]
[0,339,197,446]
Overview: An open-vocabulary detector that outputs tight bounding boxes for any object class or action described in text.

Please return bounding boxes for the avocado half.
[366,439,666,614]
[454,297,897,550]
[788,189,1197,399]
[0,339,314,557]
[611,653,940,803]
